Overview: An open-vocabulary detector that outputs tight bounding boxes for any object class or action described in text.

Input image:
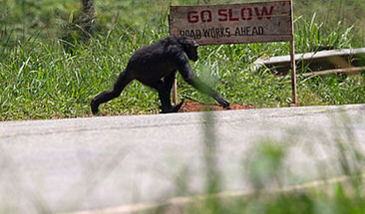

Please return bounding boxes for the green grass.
[0,0,365,121]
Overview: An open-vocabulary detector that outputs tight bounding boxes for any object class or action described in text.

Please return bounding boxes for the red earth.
[178,101,255,112]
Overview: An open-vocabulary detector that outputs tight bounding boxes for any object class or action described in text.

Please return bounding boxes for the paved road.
[1,104,364,214]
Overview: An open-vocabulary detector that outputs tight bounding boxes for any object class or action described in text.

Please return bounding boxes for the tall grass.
[0,0,365,121]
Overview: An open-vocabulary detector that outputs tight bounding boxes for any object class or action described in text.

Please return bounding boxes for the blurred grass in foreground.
[144,113,365,214]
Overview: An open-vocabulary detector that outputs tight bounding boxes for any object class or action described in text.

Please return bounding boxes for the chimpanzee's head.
[179,37,199,62]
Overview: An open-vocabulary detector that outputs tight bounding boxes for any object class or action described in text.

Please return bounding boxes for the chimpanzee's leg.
[149,79,183,113]
[149,80,171,113]
[91,70,133,114]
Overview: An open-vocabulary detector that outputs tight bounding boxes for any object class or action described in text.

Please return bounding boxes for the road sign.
[169,1,293,45]
[169,0,298,106]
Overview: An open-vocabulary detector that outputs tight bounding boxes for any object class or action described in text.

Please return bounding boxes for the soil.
[178,101,255,112]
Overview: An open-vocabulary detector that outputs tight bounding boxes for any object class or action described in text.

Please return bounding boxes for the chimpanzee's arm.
[176,55,230,108]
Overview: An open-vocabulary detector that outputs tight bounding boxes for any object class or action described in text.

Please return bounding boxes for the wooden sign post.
[169,0,298,106]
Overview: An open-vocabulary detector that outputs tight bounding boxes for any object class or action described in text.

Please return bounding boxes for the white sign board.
[169,0,298,106]
[169,1,293,45]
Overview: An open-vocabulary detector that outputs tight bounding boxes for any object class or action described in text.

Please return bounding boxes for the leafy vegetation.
[0,0,364,121]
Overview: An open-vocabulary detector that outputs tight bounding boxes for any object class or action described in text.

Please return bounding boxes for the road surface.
[0,104,364,214]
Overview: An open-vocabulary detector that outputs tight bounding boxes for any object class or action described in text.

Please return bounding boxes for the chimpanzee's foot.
[171,99,185,112]
[160,100,184,113]
[91,98,100,115]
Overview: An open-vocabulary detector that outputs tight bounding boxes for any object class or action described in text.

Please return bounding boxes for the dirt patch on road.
[178,101,255,112]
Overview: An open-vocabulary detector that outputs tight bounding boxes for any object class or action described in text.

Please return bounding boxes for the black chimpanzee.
[91,36,230,114]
